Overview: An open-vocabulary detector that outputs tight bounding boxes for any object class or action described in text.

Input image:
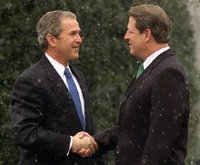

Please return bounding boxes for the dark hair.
[128,4,172,43]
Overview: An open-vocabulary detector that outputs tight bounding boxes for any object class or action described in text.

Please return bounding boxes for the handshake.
[71,132,98,157]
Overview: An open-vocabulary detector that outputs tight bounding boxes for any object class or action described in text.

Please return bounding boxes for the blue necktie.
[64,68,85,130]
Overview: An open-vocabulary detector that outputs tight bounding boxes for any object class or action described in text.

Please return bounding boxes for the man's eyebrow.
[68,29,81,33]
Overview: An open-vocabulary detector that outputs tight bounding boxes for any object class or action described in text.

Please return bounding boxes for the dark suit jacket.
[95,49,189,165]
[11,55,102,165]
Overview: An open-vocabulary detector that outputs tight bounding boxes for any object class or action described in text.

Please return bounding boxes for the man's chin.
[130,50,134,55]
[70,54,79,61]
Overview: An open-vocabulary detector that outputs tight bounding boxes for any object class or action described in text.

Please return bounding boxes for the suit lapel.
[39,56,77,113]
[121,50,174,104]
[39,56,88,129]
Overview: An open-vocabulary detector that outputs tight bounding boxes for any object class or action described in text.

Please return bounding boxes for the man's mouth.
[72,46,79,49]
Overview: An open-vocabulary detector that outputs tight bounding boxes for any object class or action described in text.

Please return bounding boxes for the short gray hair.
[36,10,77,50]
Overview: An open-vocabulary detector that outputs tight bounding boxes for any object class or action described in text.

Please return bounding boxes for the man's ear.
[144,28,152,42]
[46,33,57,47]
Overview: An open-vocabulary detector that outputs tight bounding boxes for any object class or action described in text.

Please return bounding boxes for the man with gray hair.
[11,10,102,165]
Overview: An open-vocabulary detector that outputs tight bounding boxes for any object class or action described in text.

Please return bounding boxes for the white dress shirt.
[45,53,85,155]
[143,46,170,70]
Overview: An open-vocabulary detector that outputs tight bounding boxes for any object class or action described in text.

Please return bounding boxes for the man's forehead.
[61,18,81,30]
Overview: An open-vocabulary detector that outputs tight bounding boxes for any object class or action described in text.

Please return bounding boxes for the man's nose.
[124,31,129,41]
[76,33,83,43]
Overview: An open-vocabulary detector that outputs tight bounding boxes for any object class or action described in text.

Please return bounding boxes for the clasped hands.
[71,132,98,157]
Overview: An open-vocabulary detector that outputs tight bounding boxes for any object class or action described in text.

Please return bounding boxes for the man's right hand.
[71,132,98,157]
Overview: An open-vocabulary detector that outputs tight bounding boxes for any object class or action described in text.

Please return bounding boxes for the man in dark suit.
[11,10,101,165]
[93,4,190,165]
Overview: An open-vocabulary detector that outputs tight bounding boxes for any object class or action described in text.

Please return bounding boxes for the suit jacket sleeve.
[94,125,119,155]
[141,69,189,164]
[11,75,70,157]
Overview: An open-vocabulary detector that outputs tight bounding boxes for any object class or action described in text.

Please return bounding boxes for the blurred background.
[0,0,200,164]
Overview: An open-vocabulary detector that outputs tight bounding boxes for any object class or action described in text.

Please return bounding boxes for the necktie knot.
[64,68,72,78]
[136,64,144,79]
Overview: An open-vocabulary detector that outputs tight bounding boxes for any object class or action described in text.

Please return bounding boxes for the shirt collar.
[143,46,170,69]
[45,53,71,77]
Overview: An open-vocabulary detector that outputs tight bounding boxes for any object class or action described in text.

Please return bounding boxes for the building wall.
[187,0,200,159]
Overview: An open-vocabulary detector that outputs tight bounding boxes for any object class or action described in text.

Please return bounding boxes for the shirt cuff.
[66,136,73,156]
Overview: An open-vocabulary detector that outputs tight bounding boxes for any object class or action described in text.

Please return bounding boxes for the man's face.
[54,17,82,62]
[124,17,146,58]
